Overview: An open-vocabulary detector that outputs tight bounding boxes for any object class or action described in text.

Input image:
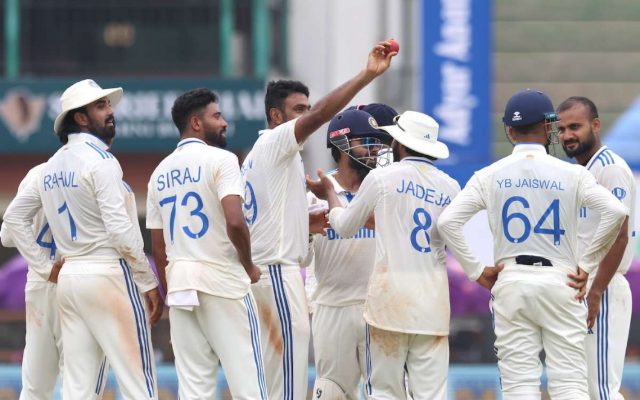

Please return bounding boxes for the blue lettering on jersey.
[580,207,587,218]
[156,166,202,191]
[395,179,451,207]
[43,171,78,191]
[514,178,564,191]
[326,227,374,241]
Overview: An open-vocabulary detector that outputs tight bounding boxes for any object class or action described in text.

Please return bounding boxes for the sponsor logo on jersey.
[612,187,626,200]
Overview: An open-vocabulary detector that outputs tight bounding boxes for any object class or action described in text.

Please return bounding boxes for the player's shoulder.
[590,148,633,176]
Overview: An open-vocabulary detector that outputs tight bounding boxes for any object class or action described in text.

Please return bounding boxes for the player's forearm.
[580,200,627,273]
[227,221,254,273]
[588,217,628,296]
[295,70,374,143]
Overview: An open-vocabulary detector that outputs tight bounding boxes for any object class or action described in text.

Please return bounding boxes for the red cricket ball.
[386,38,400,54]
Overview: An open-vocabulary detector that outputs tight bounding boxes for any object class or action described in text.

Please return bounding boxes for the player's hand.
[145,288,164,325]
[309,207,329,235]
[365,41,397,77]
[48,258,65,283]
[247,264,262,283]
[306,174,328,200]
[476,264,504,290]
[316,170,335,195]
[247,264,262,284]
[585,289,602,329]
[567,267,588,301]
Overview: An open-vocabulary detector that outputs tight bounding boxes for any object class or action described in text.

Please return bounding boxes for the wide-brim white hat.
[380,110,449,159]
[53,79,123,134]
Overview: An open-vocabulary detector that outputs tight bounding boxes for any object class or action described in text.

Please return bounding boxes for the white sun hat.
[379,110,449,159]
[53,79,123,134]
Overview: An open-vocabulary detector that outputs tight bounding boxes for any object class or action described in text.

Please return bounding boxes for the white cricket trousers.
[585,273,632,400]
[491,267,589,400]
[312,303,368,400]
[364,325,448,400]
[169,291,268,399]
[20,281,109,400]
[252,264,310,400]
[57,259,157,399]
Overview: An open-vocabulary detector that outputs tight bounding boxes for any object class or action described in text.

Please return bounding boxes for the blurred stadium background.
[1,0,639,398]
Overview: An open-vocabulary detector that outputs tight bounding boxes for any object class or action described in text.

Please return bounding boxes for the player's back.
[39,133,123,259]
[364,157,460,335]
[147,138,249,297]
[476,143,590,272]
[241,119,308,268]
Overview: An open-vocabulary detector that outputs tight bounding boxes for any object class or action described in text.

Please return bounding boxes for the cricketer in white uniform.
[305,107,395,400]
[438,89,628,400]
[557,96,636,400]
[146,88,266,400]
[1,163,109,400]
[241,42,396,400]
[317,111,466,400]
[2,79,162,400]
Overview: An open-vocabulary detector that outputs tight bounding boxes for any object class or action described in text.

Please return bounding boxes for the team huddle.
[0,41,636,400]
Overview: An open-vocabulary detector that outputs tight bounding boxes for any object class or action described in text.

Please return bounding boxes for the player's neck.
[334,162,363,192]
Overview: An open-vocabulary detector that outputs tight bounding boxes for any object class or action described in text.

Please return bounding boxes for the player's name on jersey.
[326,226,375,241]
[156,166,202,191]
[43,170,79,191]
[496,178,565,191]
[396,179,452,207]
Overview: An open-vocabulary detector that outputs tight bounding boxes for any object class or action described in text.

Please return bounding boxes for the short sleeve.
[215,151,244,201]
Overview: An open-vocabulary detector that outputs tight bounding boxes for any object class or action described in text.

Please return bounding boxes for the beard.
[348,154,372,180]
[562,129,596,158]
[88,117,116,143]
[205,128,227,148]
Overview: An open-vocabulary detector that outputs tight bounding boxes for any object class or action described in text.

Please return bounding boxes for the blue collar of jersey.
[585,145,609,170]
[177,138,207,148]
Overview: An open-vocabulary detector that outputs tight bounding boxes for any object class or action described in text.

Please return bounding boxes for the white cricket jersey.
[1,164,57,282]
[328,157,461,335]
[578,146,636,275]
[3,133,157,291]
[439,143,628,277]
[307,173,375,307]
[241,119,308,269]
[146,138,249,299]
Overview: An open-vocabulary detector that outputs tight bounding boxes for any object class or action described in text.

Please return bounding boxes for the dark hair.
[404,145,437,161]
[556,96,599,120]
[264,80,309,123]
[511,120,544,136]
[58,106,87,144]
[171,88,219,134]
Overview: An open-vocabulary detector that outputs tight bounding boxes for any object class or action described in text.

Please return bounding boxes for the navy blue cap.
[326,109,390,148]
[502,89,555,127]
[347,103,399,127]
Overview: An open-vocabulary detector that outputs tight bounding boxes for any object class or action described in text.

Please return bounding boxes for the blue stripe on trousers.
[597,288,610,400]
[268,264,294,400]
[244,295,268,400]
[94,356,107,395]
[121,260,154,395]
[119,260,154,398]
[365,324,372,396]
